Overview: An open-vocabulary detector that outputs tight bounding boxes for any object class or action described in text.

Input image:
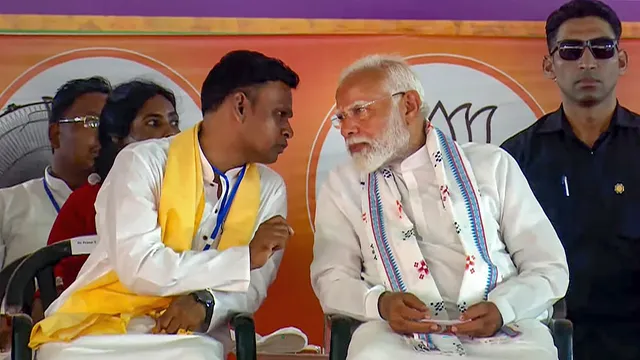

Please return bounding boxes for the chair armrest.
[5,241,73,314]
[553,298,567,319]
[230,313,256,360]
[550,319,573,360]
[327,315,362,360]
[11,313,33,360]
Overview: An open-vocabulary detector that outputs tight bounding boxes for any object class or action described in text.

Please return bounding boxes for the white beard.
[346,106,411,173]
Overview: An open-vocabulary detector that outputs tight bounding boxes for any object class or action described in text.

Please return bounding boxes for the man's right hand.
[249,215,293,270]
[378,291,442,334]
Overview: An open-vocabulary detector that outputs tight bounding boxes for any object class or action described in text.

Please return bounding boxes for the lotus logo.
[428,101,498,143]
[306,54,545,229]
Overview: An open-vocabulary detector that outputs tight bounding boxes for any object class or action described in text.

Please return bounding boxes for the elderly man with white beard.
[310,55,569,360]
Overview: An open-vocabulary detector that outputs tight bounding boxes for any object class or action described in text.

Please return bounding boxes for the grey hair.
[338,54,429,117]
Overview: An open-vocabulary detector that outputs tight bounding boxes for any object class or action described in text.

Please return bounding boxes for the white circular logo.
[0,48,202,129]
[306,54,544,230]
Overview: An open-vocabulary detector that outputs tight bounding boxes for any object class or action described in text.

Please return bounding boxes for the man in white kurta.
[311,55,569,360]
[0,76,110,268]
[33,50,300,360]
[0,169,72,268]
[38,138,287,359]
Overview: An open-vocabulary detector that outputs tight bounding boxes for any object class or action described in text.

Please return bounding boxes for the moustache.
[345,136,372,146]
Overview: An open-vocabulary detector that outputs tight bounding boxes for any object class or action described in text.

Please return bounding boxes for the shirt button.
[203,235,208,240]
[214,209,218,214]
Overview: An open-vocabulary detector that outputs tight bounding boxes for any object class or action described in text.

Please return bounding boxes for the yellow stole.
[29,123,261,349]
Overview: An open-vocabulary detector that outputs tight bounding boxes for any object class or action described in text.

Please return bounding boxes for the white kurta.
[311,143,569,360]
[0,168,71,268]
[38,137,287,360]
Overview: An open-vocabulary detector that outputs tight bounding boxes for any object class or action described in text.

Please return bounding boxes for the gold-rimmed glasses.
[58,115,100,128]
[330,92,405,129]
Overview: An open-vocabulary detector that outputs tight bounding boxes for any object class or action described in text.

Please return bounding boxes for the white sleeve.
[96,147,250,297]
[487,150,570,324]
[207,177,287,331]
[310,181,384,322]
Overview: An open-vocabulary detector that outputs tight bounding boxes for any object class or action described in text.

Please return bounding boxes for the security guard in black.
[501,1,639,358]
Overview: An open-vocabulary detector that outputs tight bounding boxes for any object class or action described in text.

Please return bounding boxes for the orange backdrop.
[1,34,639,348]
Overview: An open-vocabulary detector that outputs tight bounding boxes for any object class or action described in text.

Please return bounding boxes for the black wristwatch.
[190,288,215,331]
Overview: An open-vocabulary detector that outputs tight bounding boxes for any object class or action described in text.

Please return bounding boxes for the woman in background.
[46,79,181,296]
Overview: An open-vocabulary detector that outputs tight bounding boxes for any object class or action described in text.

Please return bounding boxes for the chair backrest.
[0,254,30,304]
[6,246,65,360]
[6,237,100,360]
[4,241,74,314]
[4,235,99,314]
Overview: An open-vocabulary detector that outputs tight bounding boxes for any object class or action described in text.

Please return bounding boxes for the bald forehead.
[336,68,388,104]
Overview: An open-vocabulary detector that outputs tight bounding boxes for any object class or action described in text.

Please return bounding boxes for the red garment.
[47,183,101,292]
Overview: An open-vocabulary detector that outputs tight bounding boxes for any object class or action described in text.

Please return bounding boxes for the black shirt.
[501,105,640,359]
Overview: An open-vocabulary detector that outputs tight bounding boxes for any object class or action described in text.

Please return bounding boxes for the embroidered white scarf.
[361,124,516,356]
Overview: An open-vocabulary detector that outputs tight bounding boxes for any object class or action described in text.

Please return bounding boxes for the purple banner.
[1,0,639,22]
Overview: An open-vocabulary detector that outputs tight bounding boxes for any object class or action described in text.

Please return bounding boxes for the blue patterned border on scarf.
[434,128,498,299]
[367,172,437,351]
[367,173,406,292]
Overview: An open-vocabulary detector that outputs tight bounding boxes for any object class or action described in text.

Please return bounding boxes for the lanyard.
[204,165,247,250]
[42,178,61,213]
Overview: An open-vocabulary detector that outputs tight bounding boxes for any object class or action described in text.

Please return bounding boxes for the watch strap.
[191,289,215,331]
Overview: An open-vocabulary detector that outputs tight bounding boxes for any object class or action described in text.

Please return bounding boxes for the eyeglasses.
[550,38,618,61]
[331,92,406,129]
[58,115,100,128]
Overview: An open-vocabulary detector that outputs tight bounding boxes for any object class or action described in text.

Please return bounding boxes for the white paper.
[70,235,99,255]
[419,319,468,325]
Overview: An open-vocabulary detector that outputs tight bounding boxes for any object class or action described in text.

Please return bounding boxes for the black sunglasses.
[550,38,618,61]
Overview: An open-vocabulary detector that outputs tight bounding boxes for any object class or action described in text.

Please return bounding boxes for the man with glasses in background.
[0,77,110,269]
[501,1,639,358]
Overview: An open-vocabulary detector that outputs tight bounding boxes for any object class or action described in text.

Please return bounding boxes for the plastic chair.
[0,254,30,305]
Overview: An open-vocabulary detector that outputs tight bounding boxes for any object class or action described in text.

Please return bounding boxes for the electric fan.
[0,97,53,189]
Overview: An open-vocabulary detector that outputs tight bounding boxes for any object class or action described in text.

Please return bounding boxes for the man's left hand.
[152,295,206,334]
[451,302,503,338]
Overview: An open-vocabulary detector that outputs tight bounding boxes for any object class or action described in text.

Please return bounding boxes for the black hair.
[200,50,300,115]
[546,0,622,51]
[94,80,177,181]
[49,76,112,124]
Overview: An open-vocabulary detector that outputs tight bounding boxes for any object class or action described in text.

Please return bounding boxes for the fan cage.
[0,97,54,189]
